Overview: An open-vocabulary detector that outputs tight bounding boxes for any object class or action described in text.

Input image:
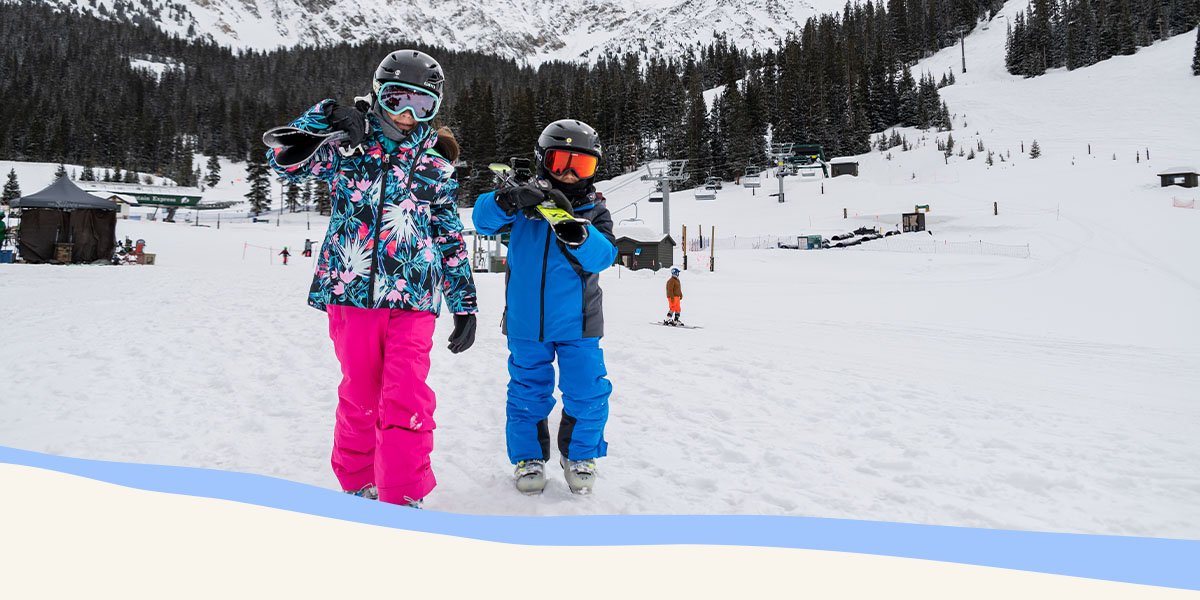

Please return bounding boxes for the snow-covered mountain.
[34,0,845,63]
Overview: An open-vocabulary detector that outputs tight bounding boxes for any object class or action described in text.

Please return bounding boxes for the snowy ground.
[3,22,1198,538]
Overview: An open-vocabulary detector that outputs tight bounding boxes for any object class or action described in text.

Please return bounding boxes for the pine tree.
[316,180,332,216]
[205,154,222,188]
[285,182,300,213]
[1193,26,1200,76]
[896,69,919,126]
[244,150,271,215]
[173,145,195,186]
[1030,139,1042,158]
[2,169,20,205]
[302,180,314,211]
[683,73,712,186]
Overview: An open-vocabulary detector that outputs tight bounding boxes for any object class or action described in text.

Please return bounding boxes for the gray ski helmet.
[373,50,444,98]
[535,120,603,167]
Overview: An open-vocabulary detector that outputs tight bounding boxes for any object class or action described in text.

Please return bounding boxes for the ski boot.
[514,459,547,495]
[345,483,379,501]
[560,456,597,495]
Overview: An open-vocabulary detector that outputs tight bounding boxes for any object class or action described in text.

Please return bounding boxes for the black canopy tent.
[11,176,118,264]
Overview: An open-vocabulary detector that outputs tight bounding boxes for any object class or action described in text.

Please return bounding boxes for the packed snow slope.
[3,23,1198,537]
[28,0,845,64]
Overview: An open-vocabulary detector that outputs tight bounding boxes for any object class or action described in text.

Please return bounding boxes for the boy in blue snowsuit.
[472,120,618,495]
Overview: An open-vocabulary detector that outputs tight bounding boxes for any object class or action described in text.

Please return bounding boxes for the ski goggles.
[375,82,441,121]
[544,149,599,179]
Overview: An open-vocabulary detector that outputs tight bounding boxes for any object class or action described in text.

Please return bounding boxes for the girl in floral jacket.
[267,50,477,508]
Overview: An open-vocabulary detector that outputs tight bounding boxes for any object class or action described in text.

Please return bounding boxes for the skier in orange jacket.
[664,267,683,326]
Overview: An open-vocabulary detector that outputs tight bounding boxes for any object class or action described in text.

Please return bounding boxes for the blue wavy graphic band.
[1,445,1195,591]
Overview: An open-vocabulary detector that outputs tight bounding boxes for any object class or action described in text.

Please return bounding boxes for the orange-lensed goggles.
[545,149,599,178]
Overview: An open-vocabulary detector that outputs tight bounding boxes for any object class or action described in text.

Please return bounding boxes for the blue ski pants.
[505,336,612,464]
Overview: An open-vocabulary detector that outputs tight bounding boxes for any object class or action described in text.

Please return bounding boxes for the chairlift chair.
[618,203,645,225]
[742,166,762,189]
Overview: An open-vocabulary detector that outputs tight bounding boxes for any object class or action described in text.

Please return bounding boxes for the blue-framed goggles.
[374,82,441,121]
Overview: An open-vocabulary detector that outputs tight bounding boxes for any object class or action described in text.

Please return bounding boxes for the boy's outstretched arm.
[568,205,618,273]
[471,190,517,235]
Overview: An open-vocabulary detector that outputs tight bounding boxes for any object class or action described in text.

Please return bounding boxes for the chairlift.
[618,204,645,225]
[742,166,762,189]
[797,165,823,179]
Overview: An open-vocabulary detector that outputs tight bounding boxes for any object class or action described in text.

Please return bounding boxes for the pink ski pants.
[327,305,437,504]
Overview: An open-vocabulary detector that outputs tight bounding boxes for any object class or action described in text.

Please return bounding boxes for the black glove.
[447,314,476,354]
[495,182,548,215]
[546,189,575,216]
[323,102,367,146]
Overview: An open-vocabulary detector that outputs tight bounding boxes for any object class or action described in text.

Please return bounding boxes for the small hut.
[829,157,860,177]
[1158,167,1198,188]
[11,176,118,263]
[614,226,676,271]
[902,212,926,232]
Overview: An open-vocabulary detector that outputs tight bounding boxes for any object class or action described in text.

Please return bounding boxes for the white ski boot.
[560,457,597,495]
[345,483,379,500]
[514,459,547,495]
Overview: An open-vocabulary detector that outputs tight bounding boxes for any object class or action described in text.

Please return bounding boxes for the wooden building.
[829,157,860,177]
[613,226,676,271]
[1158,167,1198,188]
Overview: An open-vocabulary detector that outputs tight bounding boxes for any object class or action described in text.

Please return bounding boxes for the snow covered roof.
[99,193,139,205]
[614,225,675,244]
[1158,166,1198,175]
[81,181,203,197]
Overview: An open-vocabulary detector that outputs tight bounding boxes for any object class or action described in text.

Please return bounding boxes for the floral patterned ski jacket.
[267,99,477,316]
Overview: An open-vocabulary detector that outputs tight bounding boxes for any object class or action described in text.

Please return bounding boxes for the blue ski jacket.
[473,185,618,341]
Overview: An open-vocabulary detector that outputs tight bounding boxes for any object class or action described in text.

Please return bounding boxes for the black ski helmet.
[373,50,445,98]
[535,119,603,171]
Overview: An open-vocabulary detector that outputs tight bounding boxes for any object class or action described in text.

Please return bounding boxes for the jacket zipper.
[367,147,420,306]
[580,276,587,335]
[538,225,551,342]
[366,169,386,306]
